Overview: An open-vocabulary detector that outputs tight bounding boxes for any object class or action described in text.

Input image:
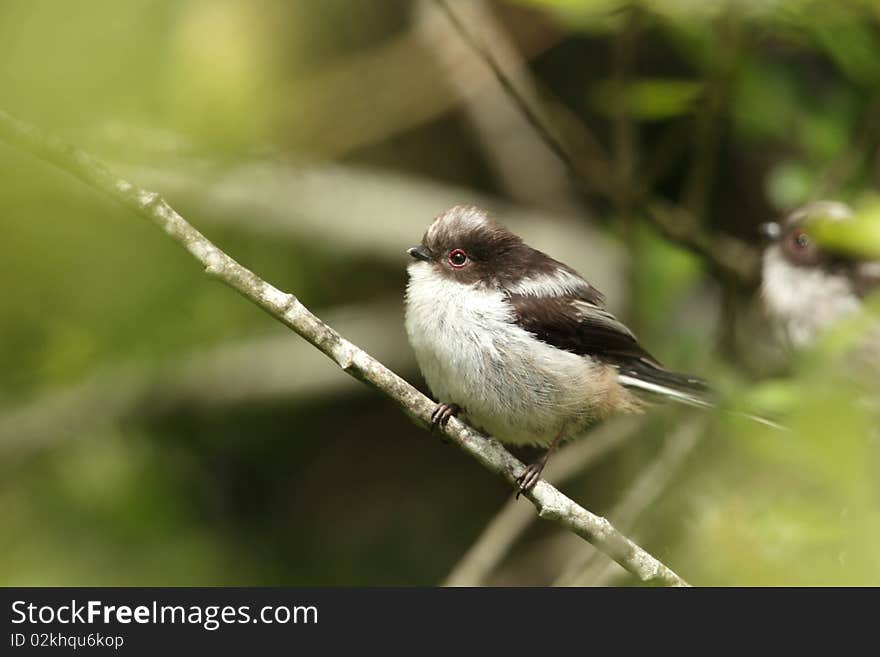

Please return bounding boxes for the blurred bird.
[404,205,711,495]
[760,201,880,350]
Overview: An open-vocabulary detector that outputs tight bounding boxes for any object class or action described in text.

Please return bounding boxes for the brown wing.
[507,293,661,367]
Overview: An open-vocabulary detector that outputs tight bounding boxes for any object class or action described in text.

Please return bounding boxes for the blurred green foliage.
[590,78,703,120]
[813,197,880,256]
[1,0,879,585]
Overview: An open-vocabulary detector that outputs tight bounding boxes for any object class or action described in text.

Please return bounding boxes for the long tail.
[617,361,713,407]
[616,362,785,430]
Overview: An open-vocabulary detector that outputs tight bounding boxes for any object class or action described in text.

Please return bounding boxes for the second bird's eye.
[448,249,469,268]
[783,229,823,266]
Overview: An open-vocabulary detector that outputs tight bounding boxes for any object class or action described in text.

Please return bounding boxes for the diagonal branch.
[443,415,643,586]
[0,109,689,587]
[645,202,760,285]
[433,0,584,180]
[554,417,706,586]
[434,0,760,286]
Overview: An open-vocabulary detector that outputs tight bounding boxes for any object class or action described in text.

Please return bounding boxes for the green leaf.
[810,200,880,259]
[590,78,703,121]
[766,161,814,210]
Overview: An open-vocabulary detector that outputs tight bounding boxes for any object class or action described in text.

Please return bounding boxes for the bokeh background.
[1,0,879,586]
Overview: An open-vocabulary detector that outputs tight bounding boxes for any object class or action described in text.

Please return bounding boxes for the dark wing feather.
[507,292,711,401]
[507,293,661,367]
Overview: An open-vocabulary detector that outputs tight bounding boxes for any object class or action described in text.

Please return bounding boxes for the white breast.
[404,262,610,446]
[761,246,862,348]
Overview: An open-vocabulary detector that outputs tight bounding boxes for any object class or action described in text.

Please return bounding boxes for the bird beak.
[759,221,781,242]
[407,245,432,261]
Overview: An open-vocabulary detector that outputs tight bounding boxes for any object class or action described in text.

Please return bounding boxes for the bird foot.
[430,402,461,430]
[515,460,547,499]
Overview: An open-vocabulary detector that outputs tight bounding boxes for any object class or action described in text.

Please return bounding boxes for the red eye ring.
[793,232,810,249]
[783,228,825,266]
[448,249,468,268]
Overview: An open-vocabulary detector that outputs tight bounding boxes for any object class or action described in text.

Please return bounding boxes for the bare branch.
[433,0,574,168]
[416,0,582,213]
[554,417,706,586]
[433,0,761,285]
[0,109,689,587]
[811,94,880,201]
[443,415,643,586]
[645,202,760,285]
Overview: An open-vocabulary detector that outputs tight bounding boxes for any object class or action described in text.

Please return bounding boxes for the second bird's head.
[760,201,880,348]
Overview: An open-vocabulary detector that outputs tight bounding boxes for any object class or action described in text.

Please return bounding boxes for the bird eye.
[783,230,822,266]
[448,249,469,268]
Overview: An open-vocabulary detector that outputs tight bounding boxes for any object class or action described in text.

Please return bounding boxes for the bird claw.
[515,460,546,499]
[430,403,461,430]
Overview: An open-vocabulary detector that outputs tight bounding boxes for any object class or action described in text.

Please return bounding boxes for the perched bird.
[404,205,709,495]
[760,201,880,350]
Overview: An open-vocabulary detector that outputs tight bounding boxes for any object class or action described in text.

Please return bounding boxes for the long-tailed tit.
[404,205,711,494]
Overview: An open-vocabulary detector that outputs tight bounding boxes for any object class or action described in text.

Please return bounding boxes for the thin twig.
[434,0,761,285]
[554,417,705,586]
[811,94,880,201]
[416,0,581,213]
[609,8,640,224]
[434,0,572,167]
[0,109,689,587]
[433,0,603,191]
[646,202,760,285]
[443,415,643,586]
